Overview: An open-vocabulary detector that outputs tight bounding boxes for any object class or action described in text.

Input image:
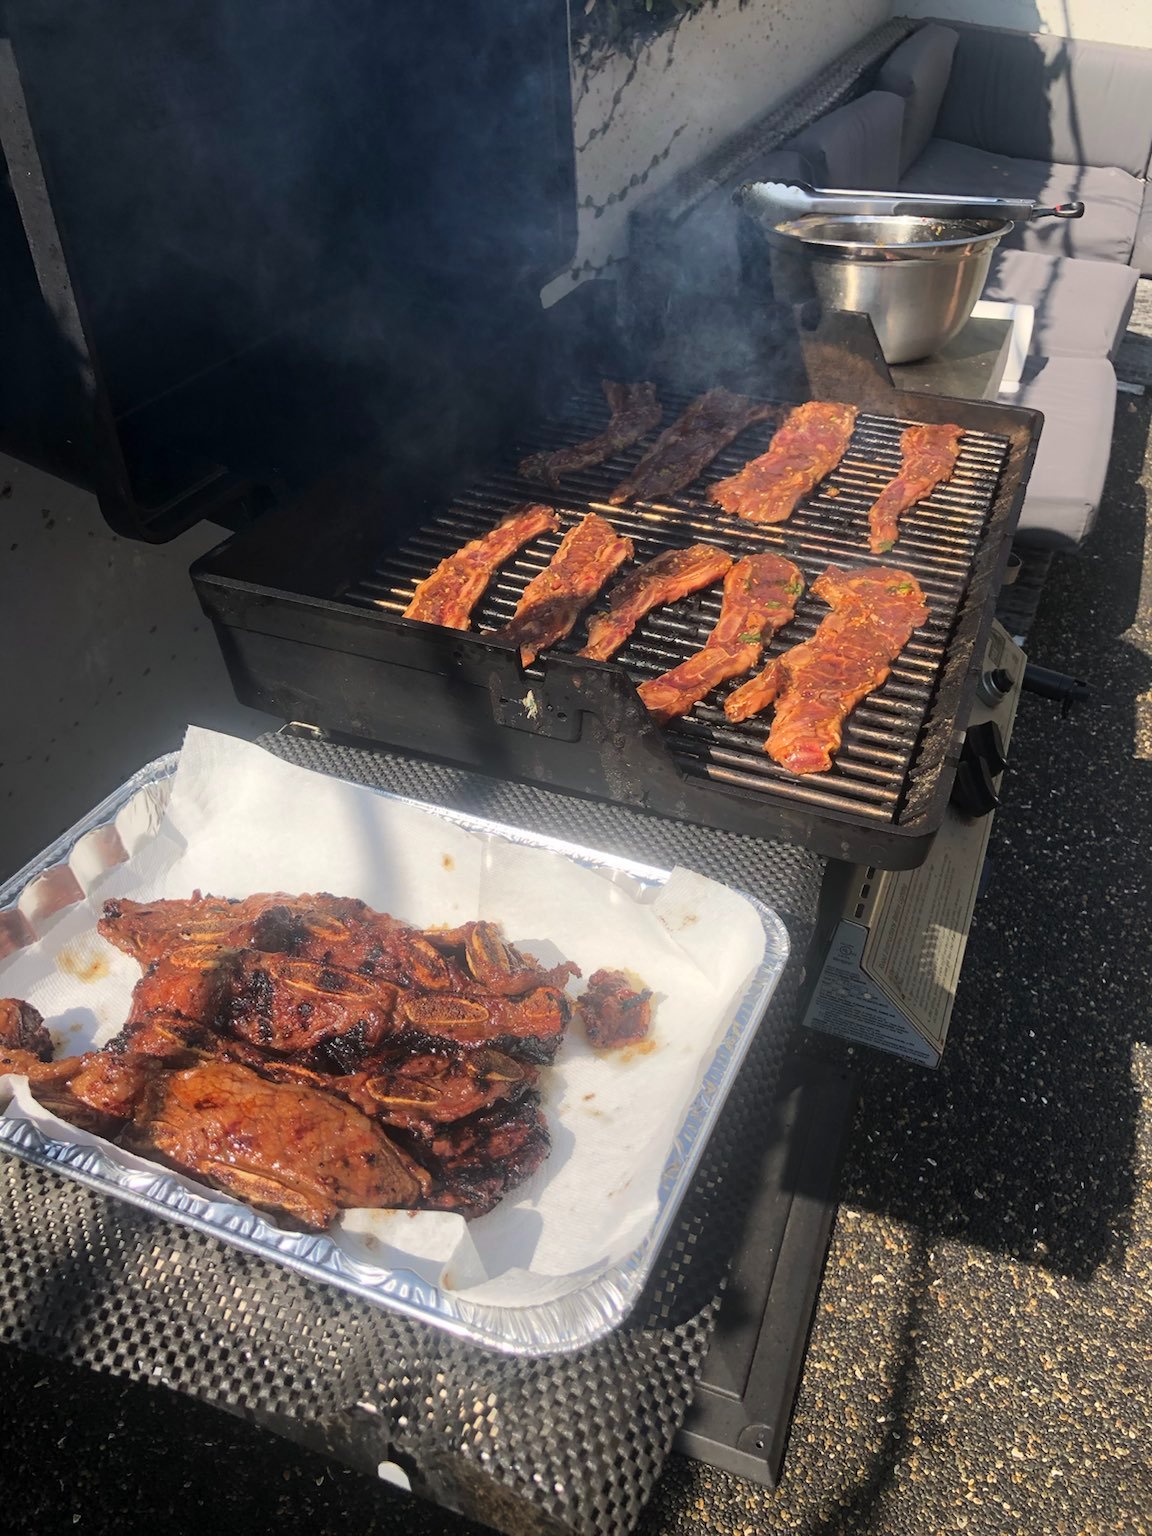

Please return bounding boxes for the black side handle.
[1032,201,1085,220]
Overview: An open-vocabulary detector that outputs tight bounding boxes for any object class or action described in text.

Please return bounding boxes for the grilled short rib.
[579,543,735,662]
[637,552,805,725]
[725,565,929,773]
[519,380,662,487]
[578,970,654,1050]
[125,1059,432,1229]
[867,423,964,553]
[403,503,560,629]
[608,388,775,506]
[19,891,640,1228]
[711,401,859,523]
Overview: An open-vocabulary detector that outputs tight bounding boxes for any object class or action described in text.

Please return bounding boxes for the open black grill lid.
[0,0,576,540]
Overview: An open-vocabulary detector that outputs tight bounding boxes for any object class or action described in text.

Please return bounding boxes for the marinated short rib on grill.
[519,380,662,487]
[578,970,653,1050]
[495,512,634,666]
[725,565,929,774]
[403,503,560,629]
[579,543,735,662]
[123,1059,432,1229]
[607,388,776,506]
[711,401,859,524]
[637,553,805,726]
[867,423,964,553]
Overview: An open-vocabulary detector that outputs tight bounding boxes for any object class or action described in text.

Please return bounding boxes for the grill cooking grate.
[345,385,1011,827]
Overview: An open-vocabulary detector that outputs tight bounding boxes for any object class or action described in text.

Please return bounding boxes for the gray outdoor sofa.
[649,19,1152,555]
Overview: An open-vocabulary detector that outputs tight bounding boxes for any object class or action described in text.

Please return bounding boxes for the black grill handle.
[1020,663,1090,716]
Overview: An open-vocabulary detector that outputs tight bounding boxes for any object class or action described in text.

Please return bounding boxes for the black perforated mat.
[0,733,823,1535]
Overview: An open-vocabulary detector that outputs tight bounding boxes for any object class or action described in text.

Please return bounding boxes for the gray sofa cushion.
[982,248,1138,361]
[1133,183,1152,279]
[878,23,959,175]
[935,23,1152,178]
[788,91,904,190]
[901,138,1143,264]
[1008,355,1116,551]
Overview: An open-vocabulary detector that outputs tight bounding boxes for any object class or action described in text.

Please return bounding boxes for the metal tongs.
[737,179,1086,228]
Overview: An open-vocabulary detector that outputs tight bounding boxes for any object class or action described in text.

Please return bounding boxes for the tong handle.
[739,180,1037,224]
[1030,201,1085,220]
[738,180,1087,227]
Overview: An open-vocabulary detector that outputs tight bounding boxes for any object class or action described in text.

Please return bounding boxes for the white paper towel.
[0,727,773,1308]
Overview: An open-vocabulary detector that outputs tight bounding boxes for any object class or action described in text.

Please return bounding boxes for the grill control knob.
[975,666,1014,706]
[965,719,1008,776]
[952,721,1008,816]
[951,751,1000,817]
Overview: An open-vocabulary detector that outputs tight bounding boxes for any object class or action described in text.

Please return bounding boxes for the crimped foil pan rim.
[0,751,789,1356]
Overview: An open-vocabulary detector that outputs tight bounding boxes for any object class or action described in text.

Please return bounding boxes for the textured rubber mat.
[0,734,822,1534]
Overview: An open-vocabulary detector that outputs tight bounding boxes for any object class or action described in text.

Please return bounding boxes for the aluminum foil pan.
[0,752,789,1355]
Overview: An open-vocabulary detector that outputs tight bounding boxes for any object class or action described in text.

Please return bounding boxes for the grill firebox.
[349,387,1009,827]
[194,376,1040,870]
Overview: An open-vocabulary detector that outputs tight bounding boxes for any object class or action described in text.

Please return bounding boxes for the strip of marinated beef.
[867,422,964,553]
[224,953,399,1058]
[241,1044,534,1134]
[496,513,634,666]
[418,1097,551,1217]
[98,893,369,968]
[710,401,859,523]
[637,553,805,725]
[403,504,560,628]
[124,1059,432,1229]
[423,920,580,998]
[579,543,735,661]
[607,388,775,506]
[519,381,662,486]
[398,985,571,1065]
[724,565,929,773]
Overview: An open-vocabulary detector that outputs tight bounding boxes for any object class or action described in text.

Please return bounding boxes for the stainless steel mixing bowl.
[761,213,1014,364]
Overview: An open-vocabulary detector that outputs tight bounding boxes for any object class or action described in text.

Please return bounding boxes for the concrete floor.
[0,457,269,878]
[1,362,1151,1532]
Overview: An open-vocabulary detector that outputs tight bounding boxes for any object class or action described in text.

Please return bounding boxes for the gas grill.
[194,367,1037,869]
[0,2,1050,1529]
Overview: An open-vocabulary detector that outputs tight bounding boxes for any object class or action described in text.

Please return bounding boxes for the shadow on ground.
[830,393,1151,1286]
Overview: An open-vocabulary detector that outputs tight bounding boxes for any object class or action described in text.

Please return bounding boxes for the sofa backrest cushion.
[878,23,959,175]
[749,147,820,190]
[788,91,904,191]
[934,22,1152,178]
